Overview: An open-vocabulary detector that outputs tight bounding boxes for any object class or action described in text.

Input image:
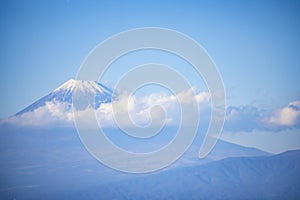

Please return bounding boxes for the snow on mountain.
[16,79,113,116]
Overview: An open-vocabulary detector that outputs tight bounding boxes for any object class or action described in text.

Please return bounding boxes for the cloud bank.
[225,101,300,132]
[2,89,210,128]
[2,88,300,133]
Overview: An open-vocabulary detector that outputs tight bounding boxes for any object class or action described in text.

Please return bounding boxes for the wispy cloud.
[225,106,262,132]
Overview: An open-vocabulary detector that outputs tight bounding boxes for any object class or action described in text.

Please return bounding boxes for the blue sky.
[1,0,300,117]
[1,0,300,153]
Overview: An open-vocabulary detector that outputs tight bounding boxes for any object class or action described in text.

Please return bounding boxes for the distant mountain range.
[97,150,300,199]
[0,126,298,199]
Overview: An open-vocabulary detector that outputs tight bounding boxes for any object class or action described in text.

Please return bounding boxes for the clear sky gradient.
[1,0,300,118]
[1,0,300,154]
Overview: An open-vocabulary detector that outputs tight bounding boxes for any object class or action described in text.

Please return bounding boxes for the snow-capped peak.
[53,79,76,92]
[16,79,113,116]
[53,79,112,94]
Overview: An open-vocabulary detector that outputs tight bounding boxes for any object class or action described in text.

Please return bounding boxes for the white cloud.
[266,101,300,127]
[2,101,74,127]
[2,89,210,128]
[96,89,210,128]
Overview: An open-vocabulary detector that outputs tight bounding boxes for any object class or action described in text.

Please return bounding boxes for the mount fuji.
[1,78,271,164]
[4,78,271,161]
[16,79,114,116]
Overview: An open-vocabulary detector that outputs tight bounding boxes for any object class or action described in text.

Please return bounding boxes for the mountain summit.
[16,79,113,116]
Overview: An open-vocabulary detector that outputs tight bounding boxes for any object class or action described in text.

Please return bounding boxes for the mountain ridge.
[94,149,300,199]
